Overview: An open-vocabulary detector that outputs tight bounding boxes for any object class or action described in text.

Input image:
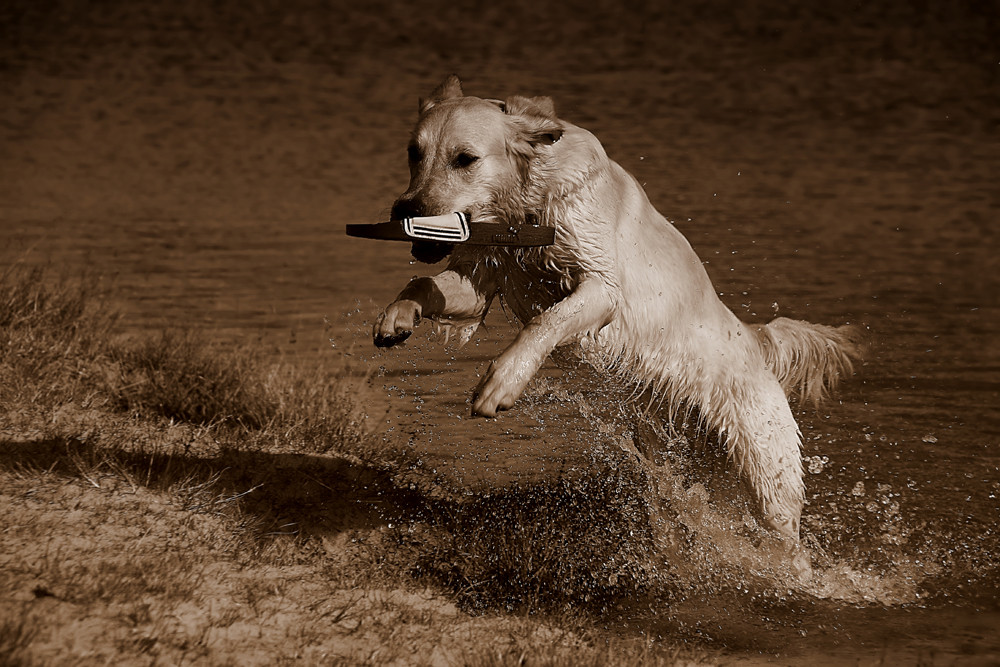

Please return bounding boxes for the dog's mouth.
[410,240,455,264]
[392,209,473,264]
[381,205,551,263]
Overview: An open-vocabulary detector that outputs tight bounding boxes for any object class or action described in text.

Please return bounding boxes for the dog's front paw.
[471,355,536,417]
[373,300,422,348]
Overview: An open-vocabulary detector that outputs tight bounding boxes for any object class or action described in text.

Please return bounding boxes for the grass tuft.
[0,266,119,411]
[110,330,277,428]
[1,266,370,457]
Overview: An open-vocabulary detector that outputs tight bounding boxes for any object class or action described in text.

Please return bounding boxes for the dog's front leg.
[374,269,494,348]
[473,277,614,417]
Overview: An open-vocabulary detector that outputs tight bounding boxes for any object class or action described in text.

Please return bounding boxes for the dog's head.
[392,75,564,263]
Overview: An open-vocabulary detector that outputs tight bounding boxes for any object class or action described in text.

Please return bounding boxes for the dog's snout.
[391,198,424,221]
[390,196,455,264]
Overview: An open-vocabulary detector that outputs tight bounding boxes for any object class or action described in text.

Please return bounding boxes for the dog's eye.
[407,144,422,165]
[452,152,480,169]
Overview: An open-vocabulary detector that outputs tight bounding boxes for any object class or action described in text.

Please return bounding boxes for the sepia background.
[2,0,998,662]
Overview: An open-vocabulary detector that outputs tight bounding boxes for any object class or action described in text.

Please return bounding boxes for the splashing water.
[511,362,1000,612]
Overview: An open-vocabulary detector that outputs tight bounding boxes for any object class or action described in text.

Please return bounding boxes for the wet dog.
[372,75,862,575]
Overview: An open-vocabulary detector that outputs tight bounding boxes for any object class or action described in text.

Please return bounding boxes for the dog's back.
[538,131,864,409]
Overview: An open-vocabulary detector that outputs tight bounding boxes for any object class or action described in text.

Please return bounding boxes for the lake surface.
[2,1,998,663]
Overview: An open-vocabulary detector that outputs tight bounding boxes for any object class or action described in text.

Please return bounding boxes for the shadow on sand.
[0,432,663,613]
[0,436,424,536]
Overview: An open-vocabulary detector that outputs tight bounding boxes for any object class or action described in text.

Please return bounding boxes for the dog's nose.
[391,198,424,221]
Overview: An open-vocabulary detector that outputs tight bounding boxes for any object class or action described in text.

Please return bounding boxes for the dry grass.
[0,268,707,665]
[0,266,118,414]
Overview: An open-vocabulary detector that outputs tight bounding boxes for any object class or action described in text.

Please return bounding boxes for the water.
[2,1,998,662]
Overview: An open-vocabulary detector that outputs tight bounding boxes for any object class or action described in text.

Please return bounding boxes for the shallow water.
[2,0,998,662]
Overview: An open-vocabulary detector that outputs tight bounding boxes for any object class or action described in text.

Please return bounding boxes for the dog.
[372,75,862,576]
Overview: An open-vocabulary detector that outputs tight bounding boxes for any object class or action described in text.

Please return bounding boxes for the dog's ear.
[419,74,463,114]
[505,95,556,118]
[504,95,564,146]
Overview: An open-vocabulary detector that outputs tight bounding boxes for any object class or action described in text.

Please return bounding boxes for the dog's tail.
[754,317,866,404]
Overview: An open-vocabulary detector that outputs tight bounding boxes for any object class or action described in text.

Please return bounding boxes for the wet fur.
[373,76,864,569]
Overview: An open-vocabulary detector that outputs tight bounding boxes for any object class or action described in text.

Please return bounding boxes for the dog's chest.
[495,256,571,324]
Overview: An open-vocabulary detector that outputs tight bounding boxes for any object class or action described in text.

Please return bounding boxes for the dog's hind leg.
[706,365,812,578]
[472,277,614,417]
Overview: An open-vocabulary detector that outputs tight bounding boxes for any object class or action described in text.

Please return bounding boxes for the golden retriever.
[372,75,862,575]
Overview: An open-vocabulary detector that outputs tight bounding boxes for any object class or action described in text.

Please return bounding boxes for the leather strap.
[346,220,555,247]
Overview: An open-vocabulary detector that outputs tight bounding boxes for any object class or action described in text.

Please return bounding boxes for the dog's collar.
[347,213,554,247]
